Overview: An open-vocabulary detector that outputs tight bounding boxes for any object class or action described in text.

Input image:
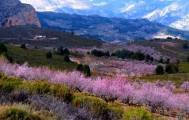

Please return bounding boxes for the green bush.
[107,103,124,120]
[20,44,27,49]
[76,64,84,71]
[0,76,22,93]
[50,84,73,102]
[72,93,108,119]
[62,48,70,56]
[0,43,7,54]
[111,49,146,61]
[0,44,12,62]
[22,80,73,102]
[0,108,41,120]
[91,49,110,57]
[145,54,154,62]
[23,80,51,94]
[72,93,127,120]
[46,51,53,59]
[57,47,70,56]
[131,52,145,61]
[155,65,164,75]
[64,55,71,62]
[76,64,91,77]
[4,53,14,63]
[83,65,91,77]
[56,46,64,55]
[165,64,179,74]
[123,107,153,120]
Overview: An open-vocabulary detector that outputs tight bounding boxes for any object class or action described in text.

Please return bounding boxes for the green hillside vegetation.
[6,45,78,71]
[0,44,91,76]
[0,104,56,120]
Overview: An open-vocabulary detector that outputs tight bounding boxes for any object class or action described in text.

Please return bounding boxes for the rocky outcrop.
[0,0,41,28]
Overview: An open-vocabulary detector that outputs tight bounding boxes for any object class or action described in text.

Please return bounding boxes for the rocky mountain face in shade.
[0,0,41,28]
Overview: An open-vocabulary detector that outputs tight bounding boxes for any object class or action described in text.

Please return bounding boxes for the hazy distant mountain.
[21,0,189,31]
[0,0,41,28]
[38,12,189,42]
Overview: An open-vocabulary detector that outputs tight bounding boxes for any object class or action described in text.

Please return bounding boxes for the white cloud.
[120,4,136,13]
[20,0,91,11]
[20,0,55,11]
[93,2,107,7]
[171,14,189,30]
[120,1,145,14]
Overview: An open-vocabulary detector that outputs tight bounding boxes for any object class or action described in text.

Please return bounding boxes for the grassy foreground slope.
[0,73,160,120]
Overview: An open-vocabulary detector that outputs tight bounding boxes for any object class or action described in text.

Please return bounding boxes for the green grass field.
[140,73,189,85]
[179,62,189,73]
[7,45,78,71]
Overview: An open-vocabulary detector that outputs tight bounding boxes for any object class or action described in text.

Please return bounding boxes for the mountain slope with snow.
[20,0,189,31]
[38,12,189,42]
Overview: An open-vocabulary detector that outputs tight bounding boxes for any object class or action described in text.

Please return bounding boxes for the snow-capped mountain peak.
[144,3,181,21]
[20,0,189,31]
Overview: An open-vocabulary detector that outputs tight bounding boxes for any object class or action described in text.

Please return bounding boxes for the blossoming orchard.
[0,58,189,116]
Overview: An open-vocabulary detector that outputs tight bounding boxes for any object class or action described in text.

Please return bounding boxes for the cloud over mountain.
[20,0,92,11]
[20,0,189,31]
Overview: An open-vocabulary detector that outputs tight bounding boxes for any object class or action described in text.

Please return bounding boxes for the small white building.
[33,35,46,40]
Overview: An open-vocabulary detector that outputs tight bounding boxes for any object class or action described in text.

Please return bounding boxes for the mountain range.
[38,12,189,42]
[20,0,189,31]
[1,0,189,42]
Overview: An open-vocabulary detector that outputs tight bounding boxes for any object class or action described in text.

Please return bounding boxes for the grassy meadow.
[6,45,78,71]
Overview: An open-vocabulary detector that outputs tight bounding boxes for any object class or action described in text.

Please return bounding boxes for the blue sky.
[20,0,182,11]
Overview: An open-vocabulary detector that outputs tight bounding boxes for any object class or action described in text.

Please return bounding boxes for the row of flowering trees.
[111,60,156,77]
[0,58,189,115]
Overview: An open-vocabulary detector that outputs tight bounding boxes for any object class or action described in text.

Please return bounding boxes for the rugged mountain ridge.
[21,0,189,31]
[0,0,41,28]
[38,12,189,42]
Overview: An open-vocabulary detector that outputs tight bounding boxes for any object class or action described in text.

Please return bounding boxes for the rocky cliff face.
[0,0,41,27]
